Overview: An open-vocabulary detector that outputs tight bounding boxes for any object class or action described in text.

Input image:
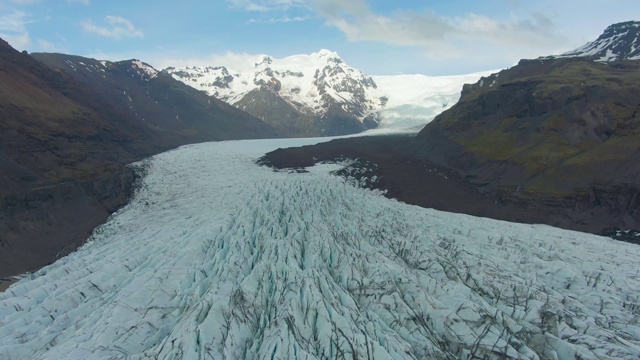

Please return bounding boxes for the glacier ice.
[1,137,639,359]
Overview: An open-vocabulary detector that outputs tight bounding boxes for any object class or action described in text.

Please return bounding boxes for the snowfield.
[1,137,640,359]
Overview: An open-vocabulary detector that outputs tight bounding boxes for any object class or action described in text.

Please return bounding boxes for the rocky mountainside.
[552,20,640,61]
[0,41,275,278]
[31,53,276,147]
[165,50,492,136]
[415,56,640,234]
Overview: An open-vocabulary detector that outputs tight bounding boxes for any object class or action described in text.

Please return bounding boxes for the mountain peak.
[557,20,640,61]
[312,49,342,63]
[601,20,640,34]
[115,59,159,81]
[255,54,273,67]
[315,48,339,58]
[0,37,13,52]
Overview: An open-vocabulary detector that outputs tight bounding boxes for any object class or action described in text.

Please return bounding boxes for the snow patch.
[131,60,159,81]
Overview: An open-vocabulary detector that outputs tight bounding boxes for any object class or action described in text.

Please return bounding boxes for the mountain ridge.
[31,52,277,146]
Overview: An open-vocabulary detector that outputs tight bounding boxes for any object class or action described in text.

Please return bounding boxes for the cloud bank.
[81,16,143,39]
[311,0,563,60]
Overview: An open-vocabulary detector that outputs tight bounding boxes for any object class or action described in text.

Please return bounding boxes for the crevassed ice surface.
[1,138,640,359]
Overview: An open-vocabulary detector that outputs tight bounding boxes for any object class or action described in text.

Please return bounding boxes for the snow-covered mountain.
[164,50,380,136]
[553,21,640,61]
[165,51,493,135]
[166,50,378,122]
[1,135,639,359]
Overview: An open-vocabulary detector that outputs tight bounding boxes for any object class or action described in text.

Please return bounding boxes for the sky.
[0,0,638,75]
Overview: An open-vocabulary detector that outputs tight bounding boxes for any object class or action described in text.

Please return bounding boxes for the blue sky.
[1,0,638,75]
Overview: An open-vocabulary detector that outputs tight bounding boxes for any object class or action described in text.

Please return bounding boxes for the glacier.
[370,71,496,129]
[1,136,640,359]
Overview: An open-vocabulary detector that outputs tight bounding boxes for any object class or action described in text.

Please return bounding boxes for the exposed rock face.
[415,57,640,234]
[0,42,276,277]
[266,77,281,92]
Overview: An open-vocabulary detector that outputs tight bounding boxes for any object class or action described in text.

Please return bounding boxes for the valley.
[0,15,639,360]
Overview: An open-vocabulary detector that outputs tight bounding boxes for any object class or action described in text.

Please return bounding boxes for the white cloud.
[246,15,310,24]
[67,0,90,5]
[150,51,262,72]
[79,50,261,73]
[3,31,30,50]
[310,0,564,61]
[228,0,313,27]
[226,0,306,12]
[81,16,143,39]
[327,11,455,46]
[0,11,31,50]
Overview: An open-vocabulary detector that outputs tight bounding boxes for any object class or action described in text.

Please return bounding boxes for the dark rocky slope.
[0,41,275,278]
[236,87,321,137]
[415,57,640,234]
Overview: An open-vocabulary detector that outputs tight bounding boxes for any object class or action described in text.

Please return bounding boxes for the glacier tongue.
[1,138,640,359]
